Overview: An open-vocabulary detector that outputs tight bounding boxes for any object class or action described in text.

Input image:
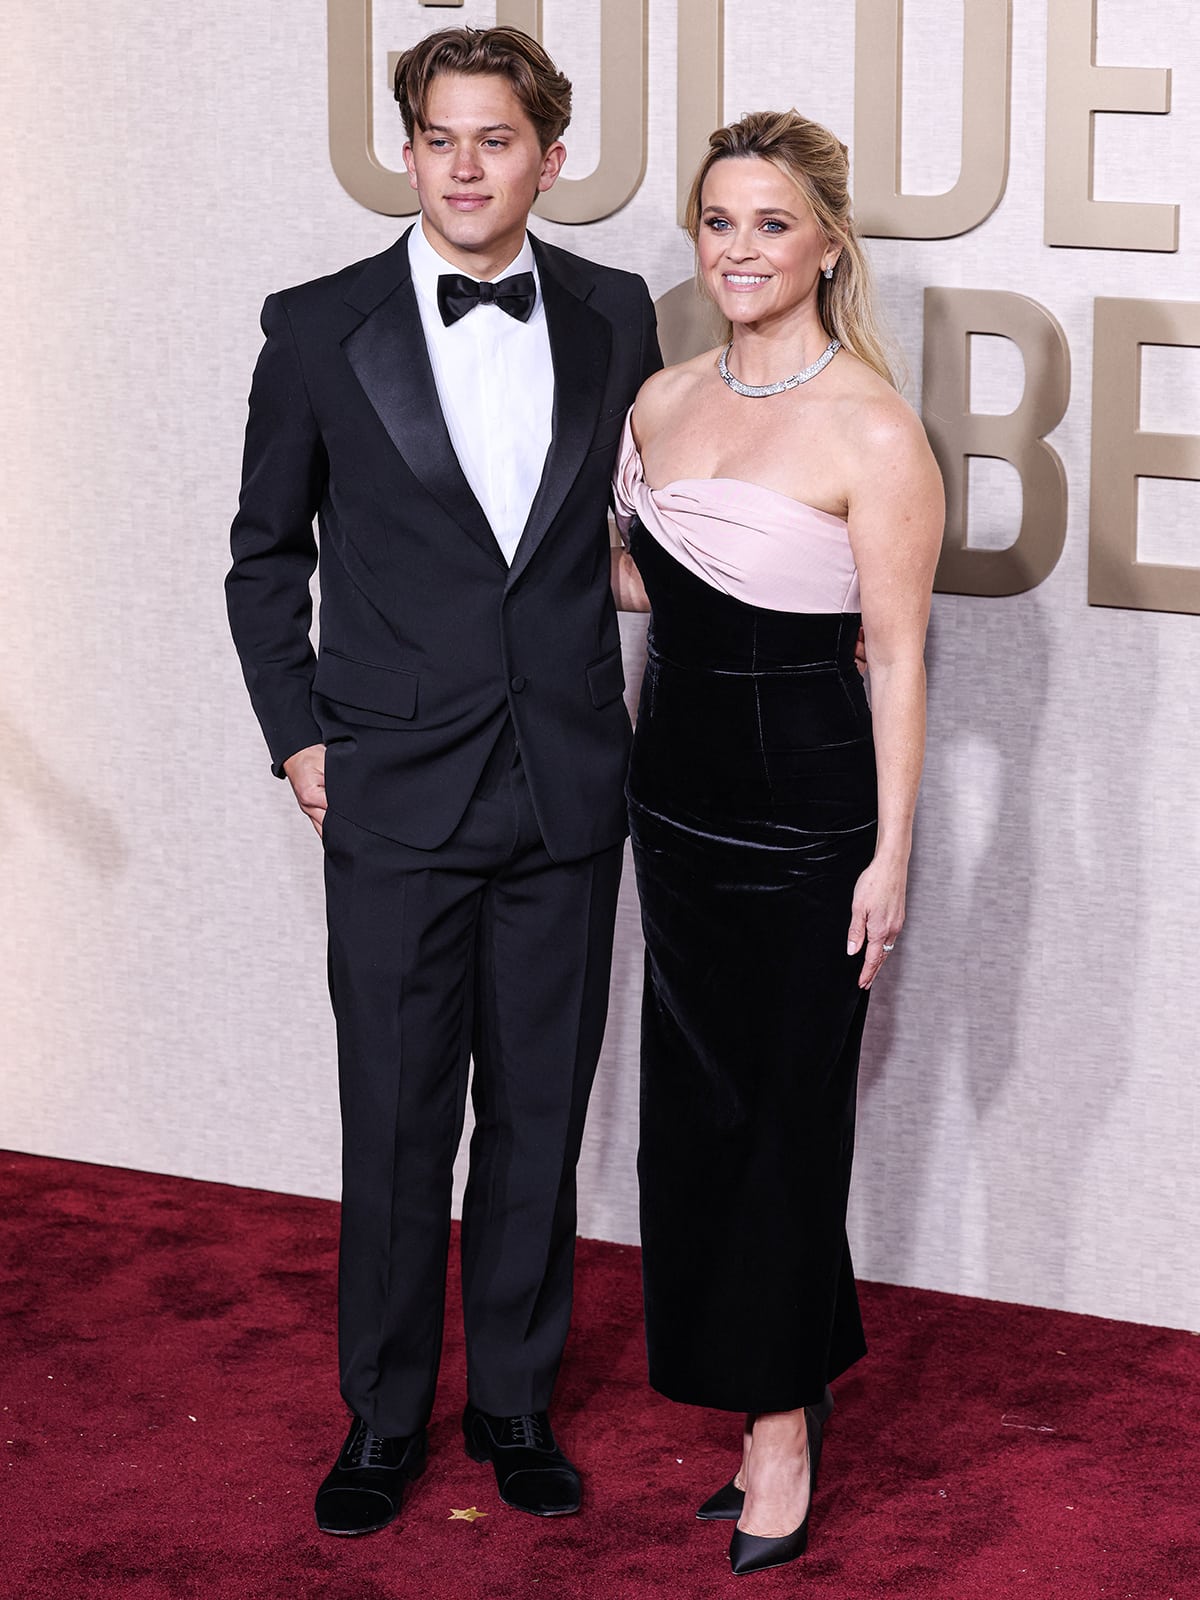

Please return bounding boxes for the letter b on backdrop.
[923,289,1071,597]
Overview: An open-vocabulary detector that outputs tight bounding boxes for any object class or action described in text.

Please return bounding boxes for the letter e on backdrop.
[1090,299,1200,613]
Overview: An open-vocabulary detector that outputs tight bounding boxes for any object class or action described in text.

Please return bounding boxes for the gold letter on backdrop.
[501,0,647,224]
[1090,299,1200,613]
[330,0,646,221]
[924,289,1070,597]
[328,0,417,216]
[1045,0,1178,251]
[854,0,1011,238]
[676,0,724,225]
[653,280,725,366]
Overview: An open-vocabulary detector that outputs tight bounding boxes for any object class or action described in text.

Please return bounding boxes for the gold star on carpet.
[448,1506,488,1523]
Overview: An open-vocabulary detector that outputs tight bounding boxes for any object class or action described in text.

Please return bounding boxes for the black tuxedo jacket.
[227,229,661,861]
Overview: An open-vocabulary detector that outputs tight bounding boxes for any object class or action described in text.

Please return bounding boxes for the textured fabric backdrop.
[2,0,1197,1330]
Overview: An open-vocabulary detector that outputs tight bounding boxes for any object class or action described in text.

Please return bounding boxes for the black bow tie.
[437,271,537,327]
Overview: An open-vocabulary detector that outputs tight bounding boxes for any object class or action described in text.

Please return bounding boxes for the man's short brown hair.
[394,26,572,151]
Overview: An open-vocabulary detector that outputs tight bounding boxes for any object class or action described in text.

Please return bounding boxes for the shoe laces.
[345,1419,387,1468]
[504,1412,550,1451]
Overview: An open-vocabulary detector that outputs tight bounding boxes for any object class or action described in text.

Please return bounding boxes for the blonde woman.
[612,113,943,1575]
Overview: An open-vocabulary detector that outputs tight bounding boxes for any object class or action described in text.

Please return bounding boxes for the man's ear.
[402,142,419,192]
[537,140,567,194]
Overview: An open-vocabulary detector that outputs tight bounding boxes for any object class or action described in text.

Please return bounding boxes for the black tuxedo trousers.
[227,231,661,1433]
[325,727,623,1432]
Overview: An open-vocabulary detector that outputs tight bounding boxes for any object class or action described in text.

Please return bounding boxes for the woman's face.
[696,156,838,328]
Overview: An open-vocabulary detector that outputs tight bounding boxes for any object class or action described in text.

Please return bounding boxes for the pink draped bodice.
[613,413,861,613]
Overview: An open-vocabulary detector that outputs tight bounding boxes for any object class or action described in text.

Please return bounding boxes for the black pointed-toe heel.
[729,1518,809,1574]
[699,1387,831,1524]
[696,1476,744,1521]
[728,1404,824,1575]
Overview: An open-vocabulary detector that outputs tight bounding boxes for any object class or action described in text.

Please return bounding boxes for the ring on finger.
[882,941,896,953]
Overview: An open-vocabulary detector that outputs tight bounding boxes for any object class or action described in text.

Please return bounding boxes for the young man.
[226,27,660,1535]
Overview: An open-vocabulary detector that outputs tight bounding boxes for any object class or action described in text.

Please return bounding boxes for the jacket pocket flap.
[315,650,418,720]
[586,647,625,708]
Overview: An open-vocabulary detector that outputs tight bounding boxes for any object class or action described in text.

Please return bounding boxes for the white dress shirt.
[408,220,554,565]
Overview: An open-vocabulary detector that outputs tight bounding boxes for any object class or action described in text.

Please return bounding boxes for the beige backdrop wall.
[2,0,1198,1332]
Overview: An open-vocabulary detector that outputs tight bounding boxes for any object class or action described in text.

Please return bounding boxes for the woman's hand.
[846,854,907,989]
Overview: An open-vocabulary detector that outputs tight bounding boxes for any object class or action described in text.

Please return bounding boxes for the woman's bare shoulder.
[832,358,929,461]
[631,349,720,442]
[829,359,942,520]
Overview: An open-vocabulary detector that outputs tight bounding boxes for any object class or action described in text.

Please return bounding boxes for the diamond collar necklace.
[718,337,841,398]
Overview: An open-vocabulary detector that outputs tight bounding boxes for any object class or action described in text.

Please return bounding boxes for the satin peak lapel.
[341,251,503,566]
[506,249,612,588]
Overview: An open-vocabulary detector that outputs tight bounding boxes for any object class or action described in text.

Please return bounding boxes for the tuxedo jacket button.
[510,675,527,692]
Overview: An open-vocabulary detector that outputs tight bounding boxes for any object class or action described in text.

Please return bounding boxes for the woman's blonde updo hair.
[684,110,895,388]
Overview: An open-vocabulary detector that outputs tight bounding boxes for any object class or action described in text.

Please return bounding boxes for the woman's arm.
[844,397,945,988]
[609,372,679,614]
[611,544,650,611]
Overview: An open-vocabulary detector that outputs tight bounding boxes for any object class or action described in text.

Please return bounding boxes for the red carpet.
[3,1151,1197,1599]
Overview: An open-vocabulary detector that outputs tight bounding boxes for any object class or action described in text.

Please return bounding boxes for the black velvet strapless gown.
[627,518,877,1413]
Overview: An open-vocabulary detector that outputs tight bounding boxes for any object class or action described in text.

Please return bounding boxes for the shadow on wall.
[4,707,128,878]
[856,596,1054,1293]
[857,601,1049,1286]
[570,612,652,1244]
[858,591,1150,1310]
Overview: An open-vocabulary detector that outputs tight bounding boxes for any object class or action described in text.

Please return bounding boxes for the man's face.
[403,72,565,276]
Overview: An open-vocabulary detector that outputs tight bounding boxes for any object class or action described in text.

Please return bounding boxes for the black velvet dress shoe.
[728,1404,824,1575]
[696,1387,834,1522]
[314,1415,427,1536]
[462,1404,581,1516]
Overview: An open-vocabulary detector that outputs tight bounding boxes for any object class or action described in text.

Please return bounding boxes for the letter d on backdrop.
[854,0,1011,239]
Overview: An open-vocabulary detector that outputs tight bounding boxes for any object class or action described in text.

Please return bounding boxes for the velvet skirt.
[627,523,877,1413]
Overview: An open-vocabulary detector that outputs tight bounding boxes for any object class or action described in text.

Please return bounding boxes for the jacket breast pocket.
[586,646,626,708]
[313,648,418,726]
